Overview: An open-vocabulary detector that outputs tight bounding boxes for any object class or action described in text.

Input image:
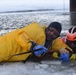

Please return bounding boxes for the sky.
[0,0,69,12]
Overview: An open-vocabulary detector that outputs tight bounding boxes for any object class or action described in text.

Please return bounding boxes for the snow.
[0,60,76,75]
[0,61,52,75]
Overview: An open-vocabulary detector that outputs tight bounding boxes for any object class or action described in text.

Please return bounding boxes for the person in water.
[0,22,72,62]
[61,26,76,60]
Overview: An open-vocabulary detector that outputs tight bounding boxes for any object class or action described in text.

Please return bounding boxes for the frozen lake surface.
[0,11,75,75]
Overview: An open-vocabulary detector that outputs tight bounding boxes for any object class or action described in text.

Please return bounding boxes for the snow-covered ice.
[0,60,76,75]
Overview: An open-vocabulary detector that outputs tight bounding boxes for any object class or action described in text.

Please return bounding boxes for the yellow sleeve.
[21,22,46,45]
[51,38,72,52]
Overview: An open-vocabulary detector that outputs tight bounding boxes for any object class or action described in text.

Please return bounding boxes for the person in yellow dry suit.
[52,26,76,61]
[60,26,76,60]
[0,22,72,62]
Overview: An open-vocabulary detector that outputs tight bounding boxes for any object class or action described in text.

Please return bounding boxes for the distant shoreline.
[0,9,54,13]
[0,9,69,14]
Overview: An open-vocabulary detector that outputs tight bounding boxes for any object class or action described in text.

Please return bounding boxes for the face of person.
[66,40,76,49]
[45,27,60,41]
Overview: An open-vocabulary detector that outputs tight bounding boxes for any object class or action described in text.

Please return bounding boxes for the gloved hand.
[52,52,59,59]
[32,45,48,56]
[70,54,76,60]
[59,53,69,62]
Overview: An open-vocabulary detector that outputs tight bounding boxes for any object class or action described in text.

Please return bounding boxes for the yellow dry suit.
[0,22,45,62]
[0,22,72,62]
[51,38,73,59]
